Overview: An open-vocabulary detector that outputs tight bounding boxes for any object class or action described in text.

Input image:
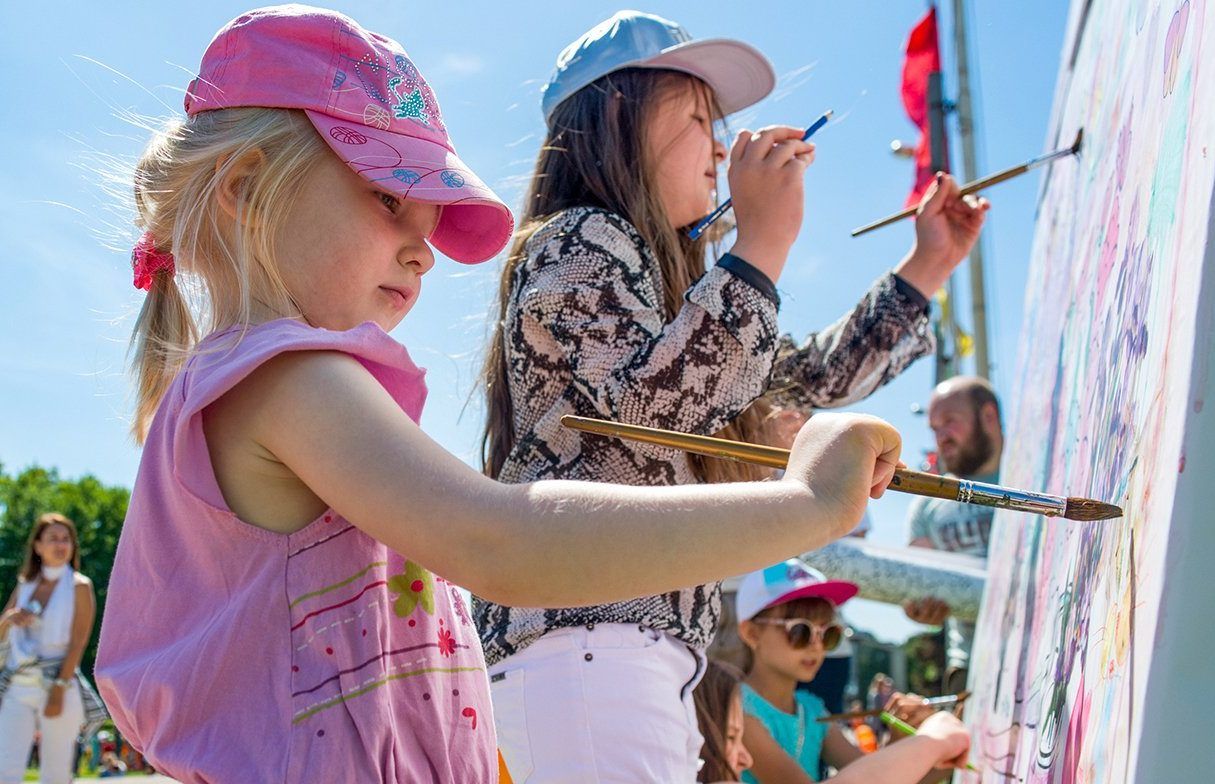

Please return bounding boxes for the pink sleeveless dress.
[96,319,495,783]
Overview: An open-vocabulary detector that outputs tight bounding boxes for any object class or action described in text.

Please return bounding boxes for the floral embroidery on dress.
[437,625,457,657]
[388,561,435,617]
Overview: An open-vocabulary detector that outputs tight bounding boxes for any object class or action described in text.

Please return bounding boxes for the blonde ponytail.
[126,108,328,442]
[130,262,198,442]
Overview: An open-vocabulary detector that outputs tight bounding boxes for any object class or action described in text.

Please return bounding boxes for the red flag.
[901,7,946,207]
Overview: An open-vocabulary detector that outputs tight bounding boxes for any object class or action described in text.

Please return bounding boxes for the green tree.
[0,461,130,675]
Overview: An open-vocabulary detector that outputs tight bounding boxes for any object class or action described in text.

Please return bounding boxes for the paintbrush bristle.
[1064,497,1122,521]
[1070,128,1084,154]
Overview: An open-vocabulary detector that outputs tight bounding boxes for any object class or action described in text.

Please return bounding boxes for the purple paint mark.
[1164,1,1191,97]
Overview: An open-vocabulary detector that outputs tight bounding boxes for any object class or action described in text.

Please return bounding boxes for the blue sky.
[0,1,1067,641]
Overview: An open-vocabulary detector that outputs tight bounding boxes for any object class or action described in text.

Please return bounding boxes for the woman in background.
[0,513,96,784]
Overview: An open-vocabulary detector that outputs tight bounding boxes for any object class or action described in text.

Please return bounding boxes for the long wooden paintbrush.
[850,129,1084,237]
[560,415,1122,521]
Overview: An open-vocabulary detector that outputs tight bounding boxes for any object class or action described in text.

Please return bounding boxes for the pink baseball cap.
[184,5,513,264]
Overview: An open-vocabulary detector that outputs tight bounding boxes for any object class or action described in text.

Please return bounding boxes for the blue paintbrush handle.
[688,200,734,239]
[688,110,832,240]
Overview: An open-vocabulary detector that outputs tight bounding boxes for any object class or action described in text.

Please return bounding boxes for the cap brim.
[306,110,514,264]
[762,580,859,611]
[641,38,775,116]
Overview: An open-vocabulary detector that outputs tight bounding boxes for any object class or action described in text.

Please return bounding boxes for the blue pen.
[688,109,833,240]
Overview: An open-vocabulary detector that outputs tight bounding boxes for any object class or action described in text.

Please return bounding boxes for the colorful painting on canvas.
[968,0,1215,781]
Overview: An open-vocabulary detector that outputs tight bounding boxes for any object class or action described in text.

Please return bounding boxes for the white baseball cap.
[736,559,858,622]
[541,10,776,125]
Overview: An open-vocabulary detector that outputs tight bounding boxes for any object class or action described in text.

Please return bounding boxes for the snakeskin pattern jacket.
[474,207,934,666]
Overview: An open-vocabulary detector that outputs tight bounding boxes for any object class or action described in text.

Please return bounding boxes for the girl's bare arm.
[739,715,815,784]
[239,351,897,607]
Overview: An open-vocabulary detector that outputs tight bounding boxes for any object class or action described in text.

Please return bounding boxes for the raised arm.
[768,273,934,409]
[769,171,990,411]
[246,350,901,608]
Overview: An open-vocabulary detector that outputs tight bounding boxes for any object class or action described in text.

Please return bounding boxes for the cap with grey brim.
[542,10,776,125]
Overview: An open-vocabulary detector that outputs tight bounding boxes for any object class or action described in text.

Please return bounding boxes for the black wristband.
[891,272,931,312]
[717,253,780,307]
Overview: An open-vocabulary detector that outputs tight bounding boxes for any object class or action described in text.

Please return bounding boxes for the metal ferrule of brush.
[957,479,1068,517]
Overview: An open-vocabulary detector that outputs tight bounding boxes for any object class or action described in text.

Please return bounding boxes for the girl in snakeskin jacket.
[477,11,989,782]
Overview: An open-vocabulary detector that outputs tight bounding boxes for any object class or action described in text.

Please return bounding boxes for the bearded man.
[903,376,1003,694]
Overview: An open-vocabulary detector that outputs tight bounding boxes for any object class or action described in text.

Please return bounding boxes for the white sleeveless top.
[6,567,75,670]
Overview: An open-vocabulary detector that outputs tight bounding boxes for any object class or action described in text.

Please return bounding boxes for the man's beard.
[942,415,995,477]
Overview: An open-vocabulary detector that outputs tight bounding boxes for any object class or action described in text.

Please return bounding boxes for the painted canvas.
[968,0,1215,781]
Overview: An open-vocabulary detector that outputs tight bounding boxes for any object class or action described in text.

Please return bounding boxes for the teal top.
[740,684,828,782]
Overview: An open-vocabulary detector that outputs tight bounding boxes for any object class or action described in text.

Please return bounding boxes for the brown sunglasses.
[751,618,843,651]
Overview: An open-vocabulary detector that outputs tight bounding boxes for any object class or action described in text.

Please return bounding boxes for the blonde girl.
[93,7,905,782]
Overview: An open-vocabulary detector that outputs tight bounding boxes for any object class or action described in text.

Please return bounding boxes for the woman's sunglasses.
[751,617,843,651]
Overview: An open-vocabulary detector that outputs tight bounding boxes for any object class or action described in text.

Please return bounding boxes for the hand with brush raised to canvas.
[894,171,991,297]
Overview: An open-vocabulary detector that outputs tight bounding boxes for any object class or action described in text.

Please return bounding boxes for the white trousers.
[0,679,84,784]
[490,624,705,783]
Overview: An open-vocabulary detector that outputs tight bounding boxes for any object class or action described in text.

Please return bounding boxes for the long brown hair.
[481,68,770,483]
[20,513,82,582]
[695,659,746,782]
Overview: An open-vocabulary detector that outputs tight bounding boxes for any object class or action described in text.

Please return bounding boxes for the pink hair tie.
[131,233,175,291]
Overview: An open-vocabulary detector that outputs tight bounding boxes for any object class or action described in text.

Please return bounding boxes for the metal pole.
[951,0,991,379]
[927,73,949,175]
[927,71,955,383]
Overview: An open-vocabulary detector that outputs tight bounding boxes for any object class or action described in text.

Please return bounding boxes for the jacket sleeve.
[767,273,935,409]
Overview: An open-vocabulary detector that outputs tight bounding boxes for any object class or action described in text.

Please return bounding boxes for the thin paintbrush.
[850,128,1084,237]
[880,712,981,772]
[560,415,1122,521]
[818,691,971,723]
[687,109,833,240]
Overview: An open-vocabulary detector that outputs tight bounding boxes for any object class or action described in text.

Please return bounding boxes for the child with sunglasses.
[736,561,970,782]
